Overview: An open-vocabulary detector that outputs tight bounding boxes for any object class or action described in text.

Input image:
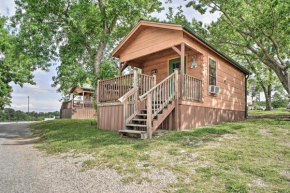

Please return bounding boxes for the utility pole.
[28,96,29,122]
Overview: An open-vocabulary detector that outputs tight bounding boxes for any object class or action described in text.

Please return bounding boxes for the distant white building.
[247,96,254,110]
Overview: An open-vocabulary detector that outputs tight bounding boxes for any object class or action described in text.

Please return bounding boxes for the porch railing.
[98,73,134,102]
[183,74,202,101]
[99,70,155,103]
[73,100,93,108]
[61,100,93,109]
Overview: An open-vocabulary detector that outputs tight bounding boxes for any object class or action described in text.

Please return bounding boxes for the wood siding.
[119,27,183,62]
[183,34,246,112]
[179,105,245,129]
[98,104,123,131]
[61,108,96,119]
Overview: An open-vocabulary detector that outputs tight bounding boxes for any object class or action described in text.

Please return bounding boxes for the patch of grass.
[249,108,289,115]
[226,179,248,193]
[81,159,96,171]
[30,117,290,192]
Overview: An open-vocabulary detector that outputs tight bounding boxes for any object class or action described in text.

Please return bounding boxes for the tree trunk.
[262,85,272,111]
[93,40,107,101]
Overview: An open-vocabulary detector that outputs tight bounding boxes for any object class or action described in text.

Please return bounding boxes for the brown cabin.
[60,85,96,119]
[97,20,250,139]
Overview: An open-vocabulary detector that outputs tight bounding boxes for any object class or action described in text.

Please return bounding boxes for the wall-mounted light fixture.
[190,55,198,69]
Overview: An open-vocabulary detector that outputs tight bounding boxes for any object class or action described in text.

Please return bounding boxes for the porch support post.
[174,69,179,130]
[180,43,185,101]
[133,68,138,113]
[119,63,122,76]
[119,61,128,76]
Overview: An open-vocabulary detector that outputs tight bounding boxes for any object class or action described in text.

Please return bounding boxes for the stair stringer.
[151,100,176,134]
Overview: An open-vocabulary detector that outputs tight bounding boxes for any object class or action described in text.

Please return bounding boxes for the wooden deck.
[98,69,202,138]
[60,100,96,119]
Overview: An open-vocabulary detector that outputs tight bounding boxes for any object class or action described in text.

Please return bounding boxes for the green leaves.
[13,0,163,99]
[0,16,36,109]
[186,0,290,94]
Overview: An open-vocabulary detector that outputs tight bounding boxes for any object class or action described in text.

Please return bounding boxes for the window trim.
[208,57,217,86]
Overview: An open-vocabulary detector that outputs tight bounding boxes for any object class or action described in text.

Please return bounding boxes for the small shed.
[60,85,96,119]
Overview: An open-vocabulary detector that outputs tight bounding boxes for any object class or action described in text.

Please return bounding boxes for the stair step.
[119,130,147,134]
[126,124,147,127]
[119,130,148,139]
[137,114,147,116]
[132,119,147,122]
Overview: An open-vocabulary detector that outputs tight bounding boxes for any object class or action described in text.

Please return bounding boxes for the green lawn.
[30,118,290,192]
[249,108,289,116]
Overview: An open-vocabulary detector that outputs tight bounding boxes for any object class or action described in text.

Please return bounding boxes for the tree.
[0,16,35,109]
[186,0,290,97]
[246,63,279,110]
[272,92,288,108]
[13,0,163,99]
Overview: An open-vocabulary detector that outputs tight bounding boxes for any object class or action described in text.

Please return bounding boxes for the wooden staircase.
[118,69,179,139]
[120,100,176,139]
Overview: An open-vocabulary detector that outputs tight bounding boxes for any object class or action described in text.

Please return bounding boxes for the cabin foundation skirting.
[97,104,124,131]
[61,108,96,119]
[178,105,245,130]
[97,104,245,131]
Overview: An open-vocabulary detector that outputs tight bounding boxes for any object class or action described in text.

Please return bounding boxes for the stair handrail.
[139,69,179,139]
[139,72,176,101]
[118,70,139,129]
[118,87,138,103]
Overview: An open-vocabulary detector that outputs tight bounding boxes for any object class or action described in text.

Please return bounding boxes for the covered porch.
[98,43,203,104]
[97,42,203,138]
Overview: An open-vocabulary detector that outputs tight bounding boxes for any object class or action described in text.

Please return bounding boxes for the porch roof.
[112,20,250,75]
[70,84,94,94]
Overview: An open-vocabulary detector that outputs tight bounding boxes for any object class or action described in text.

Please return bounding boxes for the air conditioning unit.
[209,85,220,95]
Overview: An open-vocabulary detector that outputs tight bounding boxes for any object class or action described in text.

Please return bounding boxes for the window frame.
[208,58,217,86]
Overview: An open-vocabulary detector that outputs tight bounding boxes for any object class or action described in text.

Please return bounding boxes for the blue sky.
[1,0,257,112]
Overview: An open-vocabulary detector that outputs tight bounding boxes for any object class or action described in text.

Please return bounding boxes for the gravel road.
[0,123,173,193]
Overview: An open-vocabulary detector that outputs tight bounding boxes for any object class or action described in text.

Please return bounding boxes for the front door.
[169,57,186,75]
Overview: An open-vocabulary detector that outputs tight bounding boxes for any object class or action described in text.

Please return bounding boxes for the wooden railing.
[139,69,179,138]
[72,100,93,108]
[183,74,202,101]
[61,100,93,110]
[137,74,155,96]
[98,70,155,103]
[118,87,138,127]
[98,73,134,102]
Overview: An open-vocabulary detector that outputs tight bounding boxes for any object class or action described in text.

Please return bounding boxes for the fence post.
[174,69,180,130]
[147,93,152,139]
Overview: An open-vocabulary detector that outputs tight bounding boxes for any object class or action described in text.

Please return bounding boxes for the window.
[209,58,216,86]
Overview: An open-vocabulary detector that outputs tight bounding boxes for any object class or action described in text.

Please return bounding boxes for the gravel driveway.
[0,123,170,193]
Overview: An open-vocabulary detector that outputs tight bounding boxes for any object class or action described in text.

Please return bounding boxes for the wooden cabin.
[60,85,96,119]
[97,20,250,139]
